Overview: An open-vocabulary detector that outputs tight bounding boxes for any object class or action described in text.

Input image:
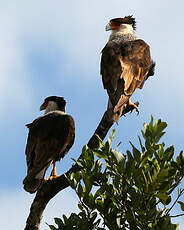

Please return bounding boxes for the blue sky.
[0,0,184,229]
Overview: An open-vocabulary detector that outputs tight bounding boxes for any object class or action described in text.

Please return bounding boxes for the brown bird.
[23,96,75,193]
[101,16,155,121]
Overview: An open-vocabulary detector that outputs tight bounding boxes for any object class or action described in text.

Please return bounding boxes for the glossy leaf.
[54,217,64,227]
[156,193,171,205]
[93,150,108,160]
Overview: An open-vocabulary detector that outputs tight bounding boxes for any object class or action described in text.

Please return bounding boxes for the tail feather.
[146,61,156,79]
[23,165,49,193]
[107,94,130,123]
[23,176,43,194]
[113,94,130,113]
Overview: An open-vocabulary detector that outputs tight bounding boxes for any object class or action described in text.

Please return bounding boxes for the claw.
[127,98,139,115]
[49,175,59,180]
[43,178,48,183]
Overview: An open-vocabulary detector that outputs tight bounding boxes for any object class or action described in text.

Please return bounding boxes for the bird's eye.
[110,21,120,30]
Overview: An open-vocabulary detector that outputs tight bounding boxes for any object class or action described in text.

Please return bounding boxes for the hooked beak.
[105,23,112,31]
[40,102,47,111]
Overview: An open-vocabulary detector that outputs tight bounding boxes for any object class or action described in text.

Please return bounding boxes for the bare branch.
[170,213,184,218]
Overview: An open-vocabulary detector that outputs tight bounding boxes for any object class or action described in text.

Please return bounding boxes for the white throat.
[109,24,137,43]
[121,24,134,34]
[45,101,59,114]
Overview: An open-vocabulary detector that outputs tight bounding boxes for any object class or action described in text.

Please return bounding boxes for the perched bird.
[101,16,155,121]
[23,96,75,193]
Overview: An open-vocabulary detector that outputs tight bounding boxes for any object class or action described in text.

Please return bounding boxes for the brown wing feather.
[121,39,152,95]
[101,41,122,94]
[101,39,154,113]
[23,112,75,193]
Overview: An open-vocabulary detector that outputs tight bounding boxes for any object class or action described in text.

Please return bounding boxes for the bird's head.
[105,15,136,34]
[40,96,66,114]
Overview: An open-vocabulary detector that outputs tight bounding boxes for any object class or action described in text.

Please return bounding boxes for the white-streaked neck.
[109,24,137,43]
[114,24,134,35]
[44,101,59,114]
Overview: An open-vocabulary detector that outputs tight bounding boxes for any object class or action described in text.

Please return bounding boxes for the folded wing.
[23,112,75,193]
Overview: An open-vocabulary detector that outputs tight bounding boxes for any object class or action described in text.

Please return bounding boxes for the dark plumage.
[23,96,75,193]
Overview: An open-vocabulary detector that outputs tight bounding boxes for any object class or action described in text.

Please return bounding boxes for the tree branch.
[24,103,138,230]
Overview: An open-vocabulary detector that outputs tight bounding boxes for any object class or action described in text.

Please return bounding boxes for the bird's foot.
[127,99,139,115]
[48,161,58,180]
[48,174,59,180]
[129,104,139,115]
[43,177,48,183]
[42,175,58,182]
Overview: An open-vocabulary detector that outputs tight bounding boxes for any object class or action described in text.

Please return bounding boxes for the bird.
[23,96,75,194]
[100,16,155,121]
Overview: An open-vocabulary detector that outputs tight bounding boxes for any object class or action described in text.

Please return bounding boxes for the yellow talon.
[127,98,139,114]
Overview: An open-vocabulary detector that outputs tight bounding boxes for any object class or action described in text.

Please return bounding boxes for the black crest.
[110,15,136,30]
[45,96,66,110]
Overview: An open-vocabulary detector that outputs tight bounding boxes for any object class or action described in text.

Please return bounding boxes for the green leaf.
[104,141,110,154]
[84,176,92,194]
[95,198,104,212]
[82,145,89,155]
[155,132,166,143]
[68,174,77,189]
[47,225,57,230]
[142,169,148,187]
[78,183,83,198]
[93,150,108,160]
[179,151,184,165]
[159,180,172,192]
[72,158,84,167]
[178,201,184,211]
[156,193,171,205]
[157,168,169,180]
[138,135,145,152]
[95,134,105,148]
[150,115,154,128]
[89,211,97,222]
[78,202,83,211]
[83,193,95,209]
[82,148,94,170]
[94,187,105,199]
[70,171,81,183]
[164,146,174,161]
[62,214,68,224]
[168,168,177,177]
[126,150,135,175]
[93,159,102,173]
[170,161,178,169]
[127,150,133,161]
[155,120,167,134]
[154,120,167,143]
[108,129,116,145]
[54,217,64,227]
[130,141,141,162]
[70,172,75,180]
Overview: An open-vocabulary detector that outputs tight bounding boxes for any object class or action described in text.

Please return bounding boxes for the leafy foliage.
[48,116,184,230]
